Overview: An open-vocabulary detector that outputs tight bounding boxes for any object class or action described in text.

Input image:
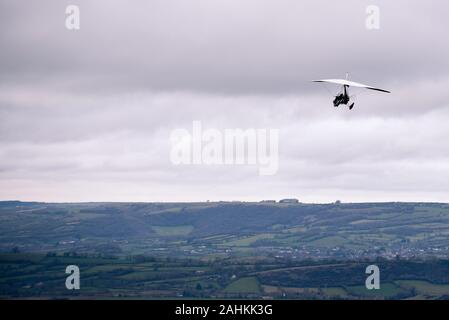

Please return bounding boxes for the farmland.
[2,253,449,299]
[2,201,449,260]
[3,201,449,299]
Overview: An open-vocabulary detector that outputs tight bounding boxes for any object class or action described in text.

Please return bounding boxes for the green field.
[224,277,261,294]
[309,236,349,247]
[151,225,193,236]
[224,234,275,247]
[347,283,405,299]
[396,280,449,297]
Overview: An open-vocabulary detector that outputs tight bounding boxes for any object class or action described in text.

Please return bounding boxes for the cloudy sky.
[1,0,449,203]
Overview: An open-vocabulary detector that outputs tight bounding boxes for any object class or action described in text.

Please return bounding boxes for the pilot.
[333,94,343,106]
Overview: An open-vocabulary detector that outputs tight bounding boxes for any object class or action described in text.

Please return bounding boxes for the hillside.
[1,201,449,260]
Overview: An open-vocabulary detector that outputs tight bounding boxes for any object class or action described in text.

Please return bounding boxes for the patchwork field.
[2,253,449,299]
[2,201,449,299]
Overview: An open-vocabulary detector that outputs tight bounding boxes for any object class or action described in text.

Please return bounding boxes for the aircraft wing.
[312,79,391,93]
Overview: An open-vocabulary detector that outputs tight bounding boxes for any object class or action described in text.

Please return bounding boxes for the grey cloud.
[1,0,448,95]
[1,1,449,202]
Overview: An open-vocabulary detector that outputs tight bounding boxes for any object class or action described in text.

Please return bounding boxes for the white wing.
[312,79,390,93]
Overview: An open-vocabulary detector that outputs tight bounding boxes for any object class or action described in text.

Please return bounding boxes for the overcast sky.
[1,0,449,203]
